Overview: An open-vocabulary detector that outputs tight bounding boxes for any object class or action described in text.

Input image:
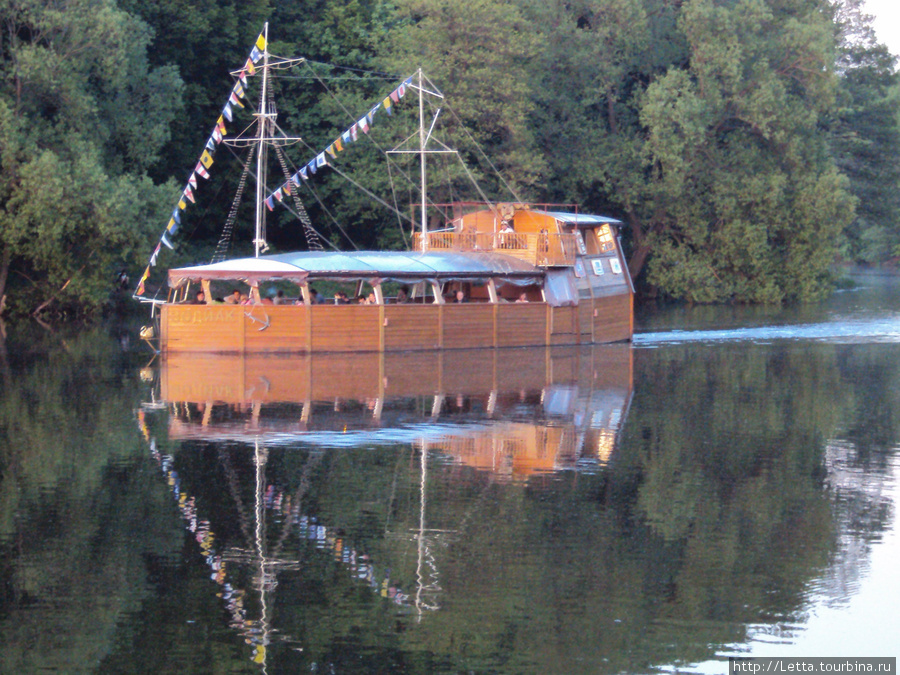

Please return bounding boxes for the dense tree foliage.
[0,0,897,316]
[829,0,900,263]
[0,0,183,317]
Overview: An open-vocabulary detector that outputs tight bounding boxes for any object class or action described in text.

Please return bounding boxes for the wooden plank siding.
[441,304,495,349]
[496,303,547,347]
[310,305,380,352]
[384,305,442,351]
[159,291,632,353]
[591,293,633,343]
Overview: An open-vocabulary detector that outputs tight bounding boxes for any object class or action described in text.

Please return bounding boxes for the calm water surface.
[1,272,898,673]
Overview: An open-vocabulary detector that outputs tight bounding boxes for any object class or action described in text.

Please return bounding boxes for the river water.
[1,271,898,673]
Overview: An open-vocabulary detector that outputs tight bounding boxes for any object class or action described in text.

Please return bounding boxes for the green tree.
[640,0,855,303]
[0,0,183,317]
[529,0,855,303]
[828,0,900,263]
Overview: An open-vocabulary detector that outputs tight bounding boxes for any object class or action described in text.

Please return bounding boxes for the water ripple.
[635,317,900,346]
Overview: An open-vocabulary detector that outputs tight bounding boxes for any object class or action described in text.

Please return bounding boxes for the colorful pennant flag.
[167,218,178,234]
[307,159,317,175]
[357,117,369,134]
[234,82,246,99]
[200,150,214,169]
[245,58,256,75]
[350,124,358,141]
[326,144,336,159]
[265,195,275,211]
[342,130,351,145]
[390,89,400,103]
[222,104,233,122]
[161,234,174,250]
[196,163,210,179]
[184,186,195,204]
[178,198,187,210]
[335,137,344,152]
[291,173,301,186]
[229,92,244,108]
[283,181,291,195]
[316,153,327,168]
[274,187,283,202]
[250,46,262,63]
[189,173,197,189]
[383,97,392,115]
[256,33,266,51]
[300,166,308,180]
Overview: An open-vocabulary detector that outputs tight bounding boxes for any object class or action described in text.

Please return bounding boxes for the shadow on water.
[0,279,898,673]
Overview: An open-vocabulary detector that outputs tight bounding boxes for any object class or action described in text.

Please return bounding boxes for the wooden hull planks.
[159,293,633,354]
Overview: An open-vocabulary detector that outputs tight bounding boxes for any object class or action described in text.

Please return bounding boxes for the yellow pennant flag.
[335,137,343,152]
[200,150,214,169]
[256,33,267,51]
[178,198,187,210]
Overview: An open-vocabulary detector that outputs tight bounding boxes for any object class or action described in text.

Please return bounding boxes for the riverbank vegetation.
[0,0,898,317]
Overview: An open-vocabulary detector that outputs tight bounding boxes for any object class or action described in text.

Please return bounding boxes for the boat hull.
[159,293,632,353]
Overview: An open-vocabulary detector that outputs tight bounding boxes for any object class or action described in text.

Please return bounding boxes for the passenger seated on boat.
[333,291,350,304]
[240,293,251,305]
[395,287,409,303]
[189,290,206,305]
[516,292,529,303]
[366,291,377,305]
[224,289,241,304]
[273,290,286,305]
[357,295,367,304]
[454,290,467,303]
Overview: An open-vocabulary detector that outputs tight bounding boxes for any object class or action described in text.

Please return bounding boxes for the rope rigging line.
[443,103,524,205]
[211,143,256,263]
[268,89,324,251]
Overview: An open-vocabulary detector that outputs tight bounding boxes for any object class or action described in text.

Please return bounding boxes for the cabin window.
[609,258,622,274]
[597,225,616,253]
[575,231,587,255]
[583,230,601,255]
[573,260,586,278]
[591,259,605,276]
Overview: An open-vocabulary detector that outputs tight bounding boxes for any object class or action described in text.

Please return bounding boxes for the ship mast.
[253,23,271,258]
[418,68,427,252]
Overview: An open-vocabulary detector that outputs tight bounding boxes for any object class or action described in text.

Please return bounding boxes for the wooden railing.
[412,231,578,266]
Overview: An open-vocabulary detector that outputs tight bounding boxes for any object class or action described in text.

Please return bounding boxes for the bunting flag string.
[262,74,414,211]
[134,28,267,296]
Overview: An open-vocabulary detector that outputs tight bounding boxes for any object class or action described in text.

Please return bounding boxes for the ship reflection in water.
[156,345,633,479]
[138,346,633,670]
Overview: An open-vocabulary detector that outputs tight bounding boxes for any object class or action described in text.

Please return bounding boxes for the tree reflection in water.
[0,329,897,673]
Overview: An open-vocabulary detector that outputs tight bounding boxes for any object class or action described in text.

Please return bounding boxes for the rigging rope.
[273,144,324,251]
[211,143,256,263]
[267,87,324,251]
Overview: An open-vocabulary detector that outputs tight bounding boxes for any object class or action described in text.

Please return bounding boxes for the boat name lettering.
[171,308,236,325]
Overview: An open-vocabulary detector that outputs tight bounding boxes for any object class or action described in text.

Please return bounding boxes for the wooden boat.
[140,26,633,354]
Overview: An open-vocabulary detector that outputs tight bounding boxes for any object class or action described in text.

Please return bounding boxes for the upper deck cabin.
[412,202,624,268]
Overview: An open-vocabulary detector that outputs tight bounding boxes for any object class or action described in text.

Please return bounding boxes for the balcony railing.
[412,231,578,267]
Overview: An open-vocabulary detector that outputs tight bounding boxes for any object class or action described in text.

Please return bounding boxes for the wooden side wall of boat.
[159,293,632,354]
